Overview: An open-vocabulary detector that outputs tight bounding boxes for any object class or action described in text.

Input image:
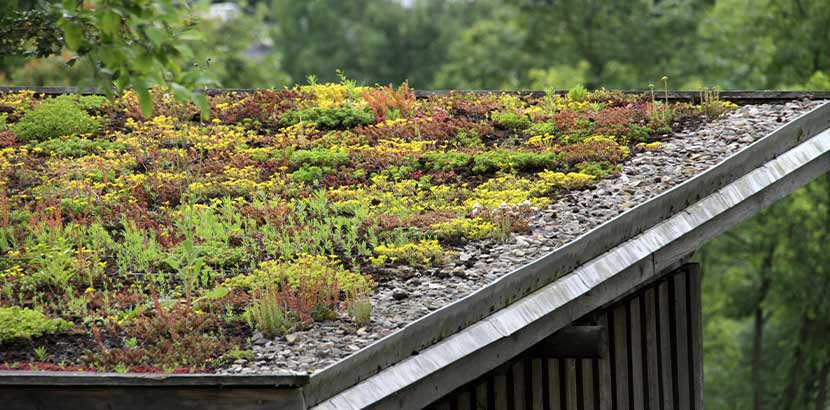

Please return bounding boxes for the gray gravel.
[219,100,825,375]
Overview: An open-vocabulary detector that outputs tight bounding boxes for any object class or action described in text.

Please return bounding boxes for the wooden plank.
[582,359,595,410]
[644,287,662,410]
[513,361,526,410]
[527,326,605,358]
[598,314,612,410]
[687,264,704,410]
[458,390,472,410]
[549,359,562,410]
[476,380,488,410]
[658,281,675,410]
[630,297,645,410]
[494,370,508,410]
[0,386,306,410]
[566,359,578,410]
[531,359,544,410]
[674,272,691,410]
[0,371,308,387]
[613,304,630,410]
[436,401,451,410]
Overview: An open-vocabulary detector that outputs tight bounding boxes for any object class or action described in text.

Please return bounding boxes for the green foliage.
[0,307,73,343]
[371,240,451,268]
[419,151,472,172]
[249,282,294,338]
[280,107,374,130]
[472,149,562,174]
[31,136,125,157]
[566,84,588,102]
[289,148,351,168]
[491,111,532,129]
[13,98,100,142]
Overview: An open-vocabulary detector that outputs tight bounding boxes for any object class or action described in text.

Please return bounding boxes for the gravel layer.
[220,100,826,375]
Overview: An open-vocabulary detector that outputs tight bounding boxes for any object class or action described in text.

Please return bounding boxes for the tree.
[0,0,214,116]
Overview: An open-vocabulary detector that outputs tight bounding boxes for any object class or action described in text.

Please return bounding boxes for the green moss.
[13,98,101,142]
[0,307,73,343]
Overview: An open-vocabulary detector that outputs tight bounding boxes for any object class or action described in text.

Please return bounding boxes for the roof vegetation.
[0,82,734,372]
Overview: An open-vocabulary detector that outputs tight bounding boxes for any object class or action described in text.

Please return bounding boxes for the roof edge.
[303,101,830,406]
[313,124,830,410]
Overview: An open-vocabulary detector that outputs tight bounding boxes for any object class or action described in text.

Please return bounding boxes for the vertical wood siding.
[424,264,703,410]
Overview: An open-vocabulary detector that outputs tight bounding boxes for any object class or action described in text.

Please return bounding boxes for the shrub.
[13,97,101,142]
[280,106,374,130]
[0,307,73,343]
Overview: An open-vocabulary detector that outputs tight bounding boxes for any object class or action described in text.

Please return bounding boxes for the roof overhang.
[307,101,830,409]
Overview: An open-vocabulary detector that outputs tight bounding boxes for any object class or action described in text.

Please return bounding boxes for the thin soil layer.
[0,84,812,374]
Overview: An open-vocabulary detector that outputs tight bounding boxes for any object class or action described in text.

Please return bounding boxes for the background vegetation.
[1,0,829,91]
[2,0,830,408]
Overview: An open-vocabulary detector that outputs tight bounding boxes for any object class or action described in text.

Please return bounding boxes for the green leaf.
[198,287,230,302]
[64,23,84,51]
[100,10,121,37]
[192,93,210,121]
[178,30,203,42]
[143,26,166,48]
[136,86,153,118]
[169,82,192,102]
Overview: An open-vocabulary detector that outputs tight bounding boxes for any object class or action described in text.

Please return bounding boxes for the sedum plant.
[13,97,100,142]
[0,307,73,343]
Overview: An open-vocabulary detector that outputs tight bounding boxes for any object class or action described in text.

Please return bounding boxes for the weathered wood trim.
[0,386,306,410]
[2,86,829,103]
[0,371,308,387]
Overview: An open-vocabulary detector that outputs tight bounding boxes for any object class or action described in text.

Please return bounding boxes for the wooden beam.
[525,326,605,359]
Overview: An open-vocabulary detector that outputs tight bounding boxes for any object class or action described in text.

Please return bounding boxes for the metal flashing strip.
[312,127,830,410]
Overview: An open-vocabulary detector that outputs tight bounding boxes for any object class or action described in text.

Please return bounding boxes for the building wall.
[424,264,703,410]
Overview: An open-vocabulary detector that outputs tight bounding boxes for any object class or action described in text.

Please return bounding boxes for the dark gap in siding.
[559,357,568,410]
[608,311,618,410]
[487,374,496,410]
[542,358,551,410]
[669,275,680,410]
[641,288,651,410]
[526,360,532,408]
[593,358,601,410]
[626,300,635,410]
[576,358,585,410]
[655,281,665,410]
[507,363,515,408]
[685,270,696,410]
